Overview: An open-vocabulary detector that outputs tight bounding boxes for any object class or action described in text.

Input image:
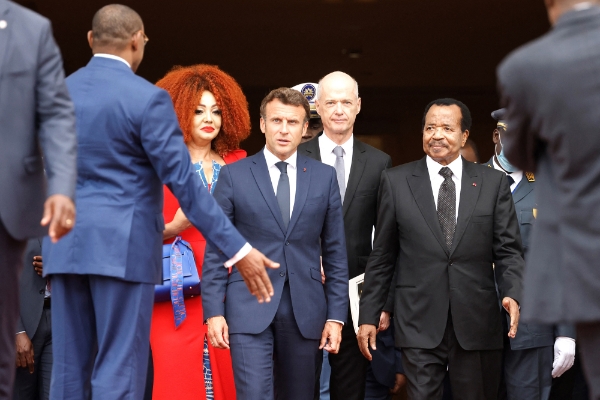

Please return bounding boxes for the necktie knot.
[276,161,288,174]
[506,174,515,186]
[333,146,344,157]
[439,167,452,180]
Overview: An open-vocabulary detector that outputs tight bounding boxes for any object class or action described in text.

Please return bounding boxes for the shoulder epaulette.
[525,172,535,182]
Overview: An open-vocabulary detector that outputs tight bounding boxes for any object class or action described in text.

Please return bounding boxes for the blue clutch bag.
[154,237,201,303]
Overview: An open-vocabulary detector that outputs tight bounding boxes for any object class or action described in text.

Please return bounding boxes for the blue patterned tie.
[276,161,290,230]
[170,239,186,328]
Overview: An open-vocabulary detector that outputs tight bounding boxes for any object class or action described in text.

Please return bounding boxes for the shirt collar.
[319,132,354,156]
[263,147,297,169]
[426,155,463,180]
[492,157,523,183]
[93,53,131,68]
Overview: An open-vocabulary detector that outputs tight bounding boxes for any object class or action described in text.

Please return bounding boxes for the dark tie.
[506,174,515,186]
[438,167,456,251]
[276,161,290,230]
[333,146,346,203]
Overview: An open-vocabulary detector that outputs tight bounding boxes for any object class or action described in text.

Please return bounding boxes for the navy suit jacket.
[0,0,77,240]
[43,57,246,284]
[202,150,349,340]
[485,159,576,348]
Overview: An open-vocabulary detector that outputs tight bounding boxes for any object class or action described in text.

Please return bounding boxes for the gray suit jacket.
[0,0,77,240]
[16,238,45,338]
[498,5,600,323]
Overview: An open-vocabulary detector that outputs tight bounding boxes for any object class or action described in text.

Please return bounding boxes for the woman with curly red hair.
[150,65,250,400]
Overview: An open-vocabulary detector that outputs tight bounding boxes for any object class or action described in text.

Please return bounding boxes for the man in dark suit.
[298,71,392,400]
[202,88,349,400]
[0,1,77,397]
[358,98,524,399]
[486,109,576,400]
[14,239,52,400]
[42,5,277,399]
[497,1,600,397]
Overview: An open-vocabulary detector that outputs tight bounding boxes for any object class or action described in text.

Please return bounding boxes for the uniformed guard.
[488,109,576,400]
[292,83,323,143]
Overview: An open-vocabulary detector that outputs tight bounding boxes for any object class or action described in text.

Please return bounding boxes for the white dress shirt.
[93,53,131,68]
[492,157,523,193]
[426,155,463,221]
[319,133,353,187]
[264,147,297,219]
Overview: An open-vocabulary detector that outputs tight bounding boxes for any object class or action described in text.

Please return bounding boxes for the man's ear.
[462,130,469,147]
[492,129,500,144]
[87,31,94,49]
[131,32,140,52]
[356,97,362,114]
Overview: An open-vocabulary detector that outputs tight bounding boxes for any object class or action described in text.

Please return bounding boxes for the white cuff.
[327,319,344,326]
[16,331,26,335]
[224,243,252,268]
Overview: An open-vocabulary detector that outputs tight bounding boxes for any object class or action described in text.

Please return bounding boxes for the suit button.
[285,241,290,246]
[39,289,45,294]
[279,272,285,277]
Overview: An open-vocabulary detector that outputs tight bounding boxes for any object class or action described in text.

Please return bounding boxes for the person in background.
[486,109,576,400]
[0,0,77,397]
[498,1,600,397]
[292,83,323,143]
[298,71,392,400]
[13,239,52,400]
[150,64,250,400]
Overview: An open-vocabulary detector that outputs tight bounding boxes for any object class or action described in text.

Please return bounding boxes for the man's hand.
[15,333,34,373]
[552,337,576,378]
[378,311,391,332]
[390,373,407,395]
[502,297,520,338]
[236,248,279,303]
[33,256,43,276]
[320,321,343,354]
[207,316,230,350]
[357,324,377,361]
[41,194,75,243]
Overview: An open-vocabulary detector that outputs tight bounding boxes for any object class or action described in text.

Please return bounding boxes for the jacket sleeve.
[36,20,77,199]
[140,90,246,260]
[493,173,525,304]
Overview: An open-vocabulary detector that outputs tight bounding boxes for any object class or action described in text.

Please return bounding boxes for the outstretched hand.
[236,248,279,303]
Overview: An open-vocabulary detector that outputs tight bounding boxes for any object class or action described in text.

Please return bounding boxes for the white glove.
[552,337,576,378]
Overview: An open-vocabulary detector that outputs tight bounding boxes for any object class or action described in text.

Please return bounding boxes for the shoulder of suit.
[354,138,391,160]
[384,159,420,177]
[7,1,49,26]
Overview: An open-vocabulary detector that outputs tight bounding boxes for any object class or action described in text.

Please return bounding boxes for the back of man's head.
[91,4,143,50]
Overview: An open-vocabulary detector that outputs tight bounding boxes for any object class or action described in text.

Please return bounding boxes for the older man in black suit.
[358,98,524,399]
[498,1,600,397]
[298,71,392,400]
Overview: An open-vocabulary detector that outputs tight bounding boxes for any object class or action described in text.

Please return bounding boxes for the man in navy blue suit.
[202,88,349,400]
[42,5,277,399]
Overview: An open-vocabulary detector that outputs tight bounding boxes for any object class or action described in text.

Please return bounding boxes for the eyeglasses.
[136,30,149,45]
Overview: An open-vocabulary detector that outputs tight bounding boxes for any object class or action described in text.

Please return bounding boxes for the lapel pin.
[0,20,7,29]
[472,182,477,187]
[303,168,306,172]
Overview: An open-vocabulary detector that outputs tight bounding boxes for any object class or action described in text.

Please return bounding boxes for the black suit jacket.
[498,5,600,324]
[359,157,524,351]
[298,134,392,282]
[16,238,45,339]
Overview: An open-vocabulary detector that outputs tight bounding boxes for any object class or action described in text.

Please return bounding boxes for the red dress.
[150,150,246,400]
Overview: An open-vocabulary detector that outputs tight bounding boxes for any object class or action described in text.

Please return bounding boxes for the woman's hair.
[156,64,251,155]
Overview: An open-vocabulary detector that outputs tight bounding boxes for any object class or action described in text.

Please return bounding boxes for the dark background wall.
[20,0,550,165]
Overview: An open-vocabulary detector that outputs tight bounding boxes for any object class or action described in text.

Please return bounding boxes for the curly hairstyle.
[156,64,251,156]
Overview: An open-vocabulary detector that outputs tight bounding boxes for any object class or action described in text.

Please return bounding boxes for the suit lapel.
[343,140,367,216]
[451,160,481,255]
[407,158,448,254]
[0,2,12,95]
[287,155,310,237]
[301,133,322,161]
[249,151,286,235]
[511,178,533,204]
